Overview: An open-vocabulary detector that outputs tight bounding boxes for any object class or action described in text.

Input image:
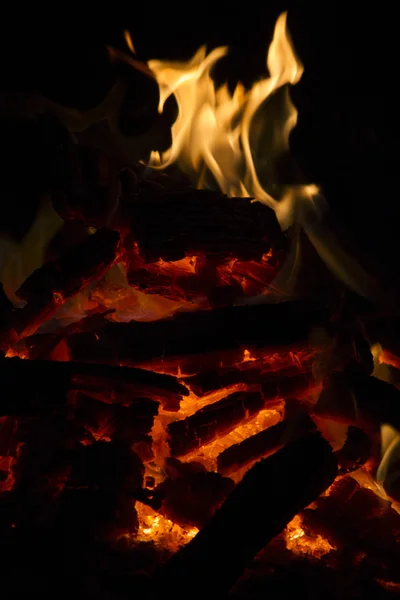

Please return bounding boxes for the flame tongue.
[147,12,383,303]
[149,12,303,209]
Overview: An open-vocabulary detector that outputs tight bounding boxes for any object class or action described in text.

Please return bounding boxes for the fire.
[136,502,198,552]
[149,12,303,222]
[285,514,334,558]
[145,12,380,301]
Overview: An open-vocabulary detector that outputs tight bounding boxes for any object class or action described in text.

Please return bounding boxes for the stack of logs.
[1,156,400,599]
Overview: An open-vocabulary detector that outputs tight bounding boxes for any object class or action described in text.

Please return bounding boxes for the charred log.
[314,370,400,431]
[72,392,157,461]
[13,228,120,337]
[0,283,16,351]
[167,391,265,457]
[124,243,284,306]
[0,356,187,416]
[335,426,372,474]
[66,301,327,371]
[184,346,316,397]
[125,189,287,263]
[152,433,337,599]
[301,476,400,583]
[153,457,235,529]
[217,412,315,476]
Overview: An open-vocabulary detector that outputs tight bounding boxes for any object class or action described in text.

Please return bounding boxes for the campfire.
[1,12,400,599]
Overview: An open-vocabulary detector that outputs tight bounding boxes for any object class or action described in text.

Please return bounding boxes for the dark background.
[0,2,398,286]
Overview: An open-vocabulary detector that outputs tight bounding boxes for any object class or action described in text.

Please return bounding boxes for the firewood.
[167,391,265,457]
[72,392,157,461]
[151,433,337,599]
[13,309,115,360]
[184,346,316,397]
[168,374,314,458]
[314,369,400,431]
[153,457,235,529]
[66,301,327,372]
[13,228,121,337]
[301,476,400,582]
[124,240,284,306]
[125,188,287,263]
[335,425,372,474]
[0,356,188,416]
[217,412,315,476]
[0,283,15,350]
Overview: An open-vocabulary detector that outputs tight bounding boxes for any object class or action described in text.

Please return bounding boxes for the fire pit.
[0,11,399,600]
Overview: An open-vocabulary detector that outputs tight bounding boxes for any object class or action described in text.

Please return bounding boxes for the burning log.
[217,412,315,476]
[124,189,286,263]
[66,301,327,372]
[184,346,316,397]
[301,476,400,583]
[335,425,372,474]
[0,283,16,350]
[168,374,313,457]
[314,369,400,431]
[152,433,337,599]
[13,227,121,337]
[14,309,116,361]
[167,391,265,457]
[120,189,288,305]
[73,392,158,461]
[124,242,284,306]
[0,356,187,416]
[152,457,235,529]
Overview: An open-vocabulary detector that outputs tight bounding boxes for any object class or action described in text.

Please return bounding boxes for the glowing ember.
[285,514,334,558]
[136,502,198,552]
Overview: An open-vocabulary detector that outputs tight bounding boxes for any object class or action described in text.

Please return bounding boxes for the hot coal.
[167,390,265,457]
[151,433,338,599]
[153,457,235,528]
[13,227,120,337]
[217,412,315,476]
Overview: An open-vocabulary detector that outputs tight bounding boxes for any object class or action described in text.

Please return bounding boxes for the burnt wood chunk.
[335,426,372,474]
[184,347,316,397]
[14,228,120,337]
[315,370,400,431]
[0,356,187,416]
[128,189,287,263]
[217,413,315,476]
[67,301,326,369]
[152,433,338,599]
[167,391,265,457]
[154,457,235,529]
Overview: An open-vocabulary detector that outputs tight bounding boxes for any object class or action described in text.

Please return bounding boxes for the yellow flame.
[145,12,382,302]
[149,12,303,210]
